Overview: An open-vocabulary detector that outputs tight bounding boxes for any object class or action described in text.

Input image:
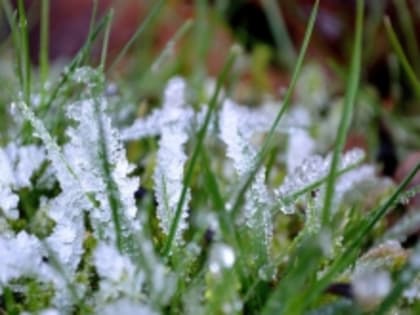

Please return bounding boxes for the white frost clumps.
[0,143,45,219]
[14,96,142,309]
[65,97,139,237]
[219,99,273,247]
[0,232,44,287]
[276,148,366,213]
[153,78,192,243]
[0,185,19,219]
[99,298,158,315]
[123,77,193,244]
[94,242,145,302]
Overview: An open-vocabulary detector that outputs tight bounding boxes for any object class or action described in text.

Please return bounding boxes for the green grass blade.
[99,10,114,70]
[37,13,111,116]
[230,0,319,220]
[375,240,420,314]
[393,0,420,73]
[201,147,241,248]
[321,0,364,226]
[108,0,166,73]
[92,96,123,251]
[162,45,240,257]
[16,0,31,105]
[384,16,420,98]
[261,0,296,67]
[303,162,420,310]
[39,0,49,104]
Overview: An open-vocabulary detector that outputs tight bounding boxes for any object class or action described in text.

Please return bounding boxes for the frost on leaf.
[64,97,139,241]
[99,298,158,315]
[14,97,141,304]
[94,242,145,303]
[219,99,273,249]
[276,148,366,214]
[0,143,45,219]
[123,77,193,244]
[0,231,44,287]
[153,78,192,244]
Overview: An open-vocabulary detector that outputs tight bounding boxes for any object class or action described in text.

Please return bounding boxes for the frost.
[153,77,192,243]
[0,185,19,219]
[123,77,192,244]
[219,99,273,248]
[209,243,236,275]
[0,143,45,219]
[1,143,45,188]
[98,298,158,315]
[121,78,194,141]
[352,270,391,311]
[286,128,315,172]
[276,148,366,213]
[64,97,139,240]
[0,231,44,287]
[94,242,145,302]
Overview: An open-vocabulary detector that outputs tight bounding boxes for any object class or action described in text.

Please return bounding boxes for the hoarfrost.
[0,232,44,286]
[0,143,45,219]
[209,243,236,275]
[219,99,273,248]
[64,97,139,239]
[276,148,366,213]
[94,242,145,302]
[98,298,157,315]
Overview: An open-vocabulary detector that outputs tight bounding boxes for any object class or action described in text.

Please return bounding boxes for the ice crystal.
[276,148,366,213]
[219,99,273,248]
[352,270,391,311]
[65,97,139,239]
[209,243,236,275]
[94,242,145,302]
[0,185,19,219]
[1,143,45,188]
[0,232,44,287]
[14,97,144,309]
[0,143,45,219]
[99,298,158,315]
[123,77,192,244]
[286,128,315,172]
[153,77,193,243]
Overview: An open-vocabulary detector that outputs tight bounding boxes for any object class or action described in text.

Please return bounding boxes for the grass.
[0,1,420,314]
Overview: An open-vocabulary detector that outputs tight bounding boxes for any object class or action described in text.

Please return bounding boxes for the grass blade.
[230,0,319,220]
[108,0,166,73]
[162,45,240,257]
[261,0,296,67]
[303,162,420,309]
[321,0,364,226]
[384,16,420,98]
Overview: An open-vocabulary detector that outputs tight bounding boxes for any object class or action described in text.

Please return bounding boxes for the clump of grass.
[0,1,419,314]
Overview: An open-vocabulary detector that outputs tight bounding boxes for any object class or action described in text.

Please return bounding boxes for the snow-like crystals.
[123,77,192,244]
[0,185,19,219]
[94,242,145,302]
[352,270,392,311]
[99,298,158,315]
[219,99,273,247]
[1,143,45,188]
[0,143,45,219]
[65,97,139,238]
[209,243,236,275]
[276,148,366,213]
[0,232,44,287]
[286,128,315,172]
[153,78,192,243]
